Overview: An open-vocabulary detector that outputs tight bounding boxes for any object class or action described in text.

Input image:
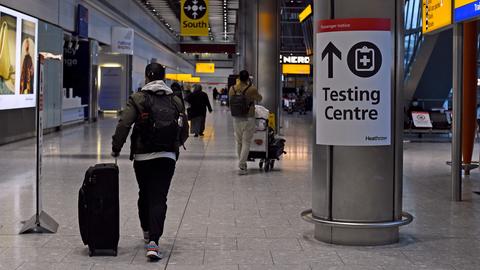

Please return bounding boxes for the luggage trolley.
[247,117,276,172]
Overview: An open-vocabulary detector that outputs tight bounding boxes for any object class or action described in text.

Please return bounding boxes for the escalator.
[403,0,453,110]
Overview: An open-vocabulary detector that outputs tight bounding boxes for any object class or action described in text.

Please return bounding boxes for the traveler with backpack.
[229,70,262,175]
[185,84,213,137]
[111,63,189,261]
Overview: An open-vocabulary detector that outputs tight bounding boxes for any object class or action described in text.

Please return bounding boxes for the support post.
[243,0,281,133]
[461,21,477,175]
[452,24,463,201]
[20,54,59,234]
[304,0,411,246]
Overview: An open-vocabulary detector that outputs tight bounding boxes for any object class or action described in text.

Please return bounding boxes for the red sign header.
[317,18,391,33]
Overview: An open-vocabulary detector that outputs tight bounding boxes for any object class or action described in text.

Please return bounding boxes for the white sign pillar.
[301,0,412,246]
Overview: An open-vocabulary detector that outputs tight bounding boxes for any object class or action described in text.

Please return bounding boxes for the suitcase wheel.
[89,249,95,257]
[113,248,118,257]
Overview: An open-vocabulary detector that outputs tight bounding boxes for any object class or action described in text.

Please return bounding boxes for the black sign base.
[19,211,59,234]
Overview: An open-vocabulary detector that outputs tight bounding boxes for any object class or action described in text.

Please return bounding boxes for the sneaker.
[146,241,161,261]
[143,231,149,243]
[194,134,199,137]
[199,133,204,136]
[238,168,248,175]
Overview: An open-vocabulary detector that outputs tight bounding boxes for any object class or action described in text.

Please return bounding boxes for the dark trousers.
[133,157,176,244]
[191,116,206,135]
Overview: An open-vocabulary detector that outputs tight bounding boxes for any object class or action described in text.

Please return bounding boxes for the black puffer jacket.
[185,89,212,119]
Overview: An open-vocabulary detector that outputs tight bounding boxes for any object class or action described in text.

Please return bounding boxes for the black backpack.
[230,84,252,117]
[136,92,183,152]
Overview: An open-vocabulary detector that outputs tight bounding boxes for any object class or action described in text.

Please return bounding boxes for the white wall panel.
[83,5,116,45]
[59,0,77,32]
[132,55,148,91]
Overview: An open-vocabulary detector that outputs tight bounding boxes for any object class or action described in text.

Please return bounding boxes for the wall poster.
[0,5,38,110]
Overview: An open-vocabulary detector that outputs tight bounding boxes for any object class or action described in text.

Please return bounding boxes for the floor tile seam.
[164,131,214,267]
[296,238,304,251]
[451,264,465,270]
[39,235,56,248]
[334,250,346,266]
[13,261,26,270]
[268,249,275,265]
[129,247,140,265]
[399,250,415,265]
[201,248,206,265]
[58,246,77,263]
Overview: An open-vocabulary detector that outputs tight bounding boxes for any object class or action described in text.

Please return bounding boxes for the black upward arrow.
[322,42,342,78]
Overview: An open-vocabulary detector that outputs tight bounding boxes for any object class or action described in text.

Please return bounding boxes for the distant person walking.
[229,70,262,175]
[111,63,189,261]
[185,84,212,137]
[213,87,219,100]
[170,82,185,107]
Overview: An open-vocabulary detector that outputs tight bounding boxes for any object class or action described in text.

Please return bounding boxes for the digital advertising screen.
[0,5,38,110]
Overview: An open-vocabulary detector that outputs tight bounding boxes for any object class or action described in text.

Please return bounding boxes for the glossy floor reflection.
[1,103,480,270]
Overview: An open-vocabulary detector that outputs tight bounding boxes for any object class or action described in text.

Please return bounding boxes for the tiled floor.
[2,103,480,269]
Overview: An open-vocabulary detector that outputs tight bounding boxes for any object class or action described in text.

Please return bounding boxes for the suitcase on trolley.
[78,163,119,256]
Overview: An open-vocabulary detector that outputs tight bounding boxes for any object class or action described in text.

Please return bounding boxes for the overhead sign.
[282,64,311,75]
[111,27,134,55]
[181,0,209,36]
[316,18,392,146]
[299,4,312,23]
[196,62,215,73]
[422,0,452,33]
[188,76,201,83]
[166,73,194,81]
[454,0,480,22]
[280,55,311,64]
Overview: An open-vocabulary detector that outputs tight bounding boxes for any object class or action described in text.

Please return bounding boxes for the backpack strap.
[170,95,183,115]
[242,83,252,95]
[241,84,254,109]
[235,83,252,95]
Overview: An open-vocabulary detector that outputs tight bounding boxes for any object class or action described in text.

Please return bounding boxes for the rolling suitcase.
[78,162,119,256]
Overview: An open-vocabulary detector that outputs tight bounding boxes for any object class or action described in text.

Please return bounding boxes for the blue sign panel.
[76,5,89,38]
[455,1,480,23]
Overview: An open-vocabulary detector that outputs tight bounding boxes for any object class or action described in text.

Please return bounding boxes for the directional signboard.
[454,0,480,22]
[181,0,209,36]
[422,0,452,34]
[316,18,392,146]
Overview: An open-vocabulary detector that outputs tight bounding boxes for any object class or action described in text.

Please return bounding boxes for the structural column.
[242,0,281,129]
[303,0,410,245]
[461,21,477,170]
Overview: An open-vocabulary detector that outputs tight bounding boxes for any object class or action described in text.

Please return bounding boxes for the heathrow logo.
[184,0,207,19]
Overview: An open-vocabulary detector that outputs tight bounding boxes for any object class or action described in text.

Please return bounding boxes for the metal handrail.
[301,209,414,229]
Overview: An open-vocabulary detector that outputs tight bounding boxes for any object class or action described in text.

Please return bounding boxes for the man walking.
[185,84,212,137]
[229,70,262,175]
[111,63,188,261]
